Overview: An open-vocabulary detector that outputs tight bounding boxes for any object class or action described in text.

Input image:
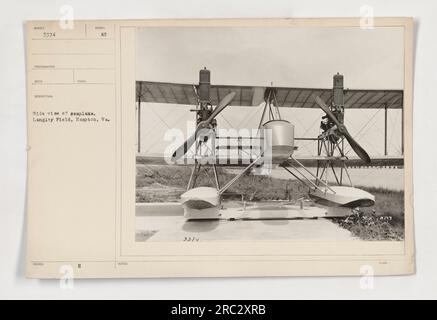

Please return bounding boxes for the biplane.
[136,68,404,219]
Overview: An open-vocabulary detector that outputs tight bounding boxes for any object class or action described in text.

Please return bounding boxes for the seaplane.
[136,68,404,219]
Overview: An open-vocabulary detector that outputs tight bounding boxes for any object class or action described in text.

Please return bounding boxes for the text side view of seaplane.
[136,68,404,219]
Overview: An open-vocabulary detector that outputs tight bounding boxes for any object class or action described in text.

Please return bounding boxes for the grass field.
[331,186,404,241]
[136,162,404,240]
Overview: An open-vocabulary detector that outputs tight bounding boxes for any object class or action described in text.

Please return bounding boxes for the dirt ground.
[135,203,356,242]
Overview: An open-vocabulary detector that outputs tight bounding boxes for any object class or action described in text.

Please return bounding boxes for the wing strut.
[282,157,336,194]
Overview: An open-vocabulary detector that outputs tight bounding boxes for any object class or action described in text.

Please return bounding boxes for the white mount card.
[25,18,414,278]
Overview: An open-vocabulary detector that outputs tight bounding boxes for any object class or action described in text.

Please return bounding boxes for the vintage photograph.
[134,26,405,243]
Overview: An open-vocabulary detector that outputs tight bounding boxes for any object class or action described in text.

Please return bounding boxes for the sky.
[136,26,404,157]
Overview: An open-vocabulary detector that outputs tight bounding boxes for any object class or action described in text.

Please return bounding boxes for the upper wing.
[136,81,198,105]
[137,81,403,109]
[270,88,403,109]
[136,81,264,106]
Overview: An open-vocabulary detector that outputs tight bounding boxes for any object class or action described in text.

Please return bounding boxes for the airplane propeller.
[171,91,236,161]
[314,95,371,164]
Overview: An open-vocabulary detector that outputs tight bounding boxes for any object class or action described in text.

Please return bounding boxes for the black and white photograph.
[10,0,437,300]
[134,26,405,243]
